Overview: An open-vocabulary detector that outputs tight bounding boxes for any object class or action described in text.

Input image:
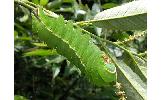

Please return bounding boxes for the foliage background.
[14,0,146,100]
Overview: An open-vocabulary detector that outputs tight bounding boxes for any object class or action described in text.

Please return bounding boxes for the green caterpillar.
[32,7,116,86]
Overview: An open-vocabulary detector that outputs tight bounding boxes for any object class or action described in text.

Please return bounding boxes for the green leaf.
[16,37,32,41]
[133,55,147,79]
[92,0,147,30]
[24,49,58,57]
[117,60,146,100]
[63,0,74,3]
[14,30,18,39]
[106,49,146,100]
[40,0,49,6]
[32,42,47,47]
[32,0,39,4]
[52,67,60,79]
[101,3,118,9]
[47,0,62,10]
[14,95,28,100]
[122,52,147,82]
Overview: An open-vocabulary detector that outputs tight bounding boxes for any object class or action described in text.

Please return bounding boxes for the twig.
[115,31,146,44]
[138,51,147,57]
[14,0,36,11]
[75,20,93,26]
[23,0,38,7]
[81,28,133,54]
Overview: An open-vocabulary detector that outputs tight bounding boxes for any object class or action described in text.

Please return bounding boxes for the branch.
[115,31,146,44]
[14,0,36,11]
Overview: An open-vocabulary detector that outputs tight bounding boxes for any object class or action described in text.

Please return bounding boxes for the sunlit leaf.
[24,49,58,57]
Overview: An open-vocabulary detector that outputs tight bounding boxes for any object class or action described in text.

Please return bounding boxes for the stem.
[81,28,132,54]
[75,20,93,26]
[138,51,147,57]
[115,31,146,45]
[15,0,60,18]
[23,0,38,7]
[75,19,99,26]
[14,0,36,11]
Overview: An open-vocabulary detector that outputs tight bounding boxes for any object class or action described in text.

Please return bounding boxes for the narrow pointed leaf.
[92,0,147,30]
[106,49,147,100]
[122,52,147,82]
[24,49,58,57]
[117,60,147,100]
